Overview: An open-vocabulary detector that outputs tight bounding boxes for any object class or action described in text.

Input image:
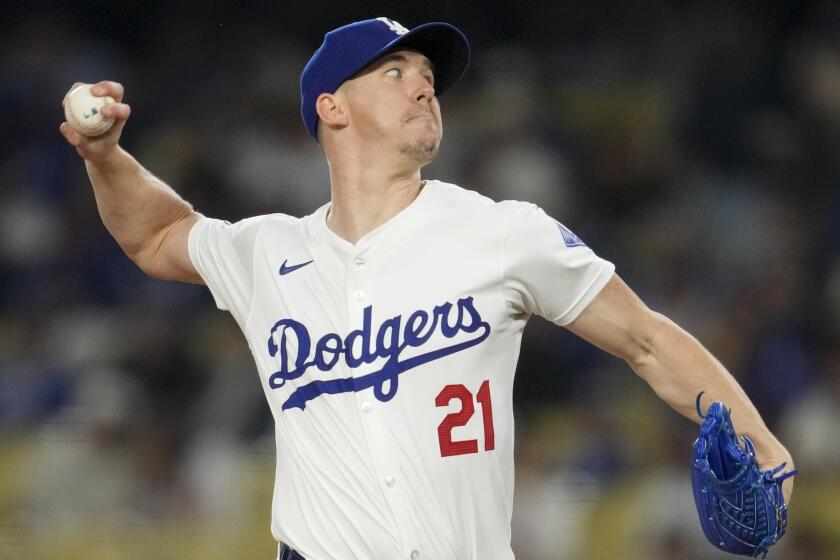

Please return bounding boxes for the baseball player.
[60,17,795,560]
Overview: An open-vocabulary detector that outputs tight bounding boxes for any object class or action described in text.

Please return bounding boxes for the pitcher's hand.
[60,81,131,164]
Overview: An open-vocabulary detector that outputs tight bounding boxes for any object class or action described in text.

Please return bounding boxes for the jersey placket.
[345,249,422,560]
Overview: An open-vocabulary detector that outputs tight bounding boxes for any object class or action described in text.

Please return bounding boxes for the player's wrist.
[753,437,794,470]
[83,144,128,172]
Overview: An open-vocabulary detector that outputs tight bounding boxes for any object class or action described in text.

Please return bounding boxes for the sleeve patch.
[553,220,587,248]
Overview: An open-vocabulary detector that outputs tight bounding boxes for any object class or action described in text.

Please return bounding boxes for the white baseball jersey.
[188,180,615,560]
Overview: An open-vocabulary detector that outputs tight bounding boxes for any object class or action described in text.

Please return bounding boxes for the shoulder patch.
[553,220,587,248]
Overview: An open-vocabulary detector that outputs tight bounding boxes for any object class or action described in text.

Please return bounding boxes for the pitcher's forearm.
[61,81,201,282]
[631,315,790,464]
[85,146,195,265]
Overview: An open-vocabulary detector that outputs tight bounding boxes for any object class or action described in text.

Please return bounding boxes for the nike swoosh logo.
[279,259,313,276]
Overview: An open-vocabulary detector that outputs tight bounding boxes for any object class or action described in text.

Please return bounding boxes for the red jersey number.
[435,380,495,457]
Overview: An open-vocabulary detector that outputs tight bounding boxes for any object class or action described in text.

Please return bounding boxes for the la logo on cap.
[376,17,409,35]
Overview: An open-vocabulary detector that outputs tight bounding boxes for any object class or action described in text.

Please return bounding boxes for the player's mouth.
[403,111,435,124]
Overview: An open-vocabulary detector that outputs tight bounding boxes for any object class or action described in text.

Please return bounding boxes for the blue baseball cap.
[300,17,470,141]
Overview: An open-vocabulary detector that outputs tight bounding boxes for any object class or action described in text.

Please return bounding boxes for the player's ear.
[316,92,348,131]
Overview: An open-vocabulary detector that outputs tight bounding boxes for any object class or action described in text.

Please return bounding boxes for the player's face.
[341,49,442,163]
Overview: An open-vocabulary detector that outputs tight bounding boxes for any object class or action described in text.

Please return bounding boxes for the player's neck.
[326,166,424,245]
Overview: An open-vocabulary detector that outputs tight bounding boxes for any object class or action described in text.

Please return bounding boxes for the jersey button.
[353,257,365,266]
[361,401,372,413]
[352,289,365,301]
[410,551,420,560]
[385,476,396,488]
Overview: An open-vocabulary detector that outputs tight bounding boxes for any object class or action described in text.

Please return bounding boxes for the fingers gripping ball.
[691,392,798,558]
[64,84,115,137]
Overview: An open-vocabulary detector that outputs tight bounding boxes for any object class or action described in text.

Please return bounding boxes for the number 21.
[435,379,495,457]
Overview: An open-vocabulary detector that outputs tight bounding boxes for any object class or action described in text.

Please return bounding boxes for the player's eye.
[385,68,402,78]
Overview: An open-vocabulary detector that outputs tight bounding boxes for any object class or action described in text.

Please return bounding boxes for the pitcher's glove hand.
[691,392,798,558]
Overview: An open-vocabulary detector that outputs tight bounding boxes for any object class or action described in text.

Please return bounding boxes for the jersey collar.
[310,180,437,258]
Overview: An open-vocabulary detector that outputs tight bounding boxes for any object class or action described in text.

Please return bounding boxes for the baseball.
[64,84,115,137]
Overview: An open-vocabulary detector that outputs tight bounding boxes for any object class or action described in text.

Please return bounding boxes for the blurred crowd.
[1,2,839,559]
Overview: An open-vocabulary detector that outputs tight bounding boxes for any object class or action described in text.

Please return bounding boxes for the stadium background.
[1,1,839,558]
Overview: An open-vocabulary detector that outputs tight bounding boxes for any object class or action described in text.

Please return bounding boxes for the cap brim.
[364,22,470,97]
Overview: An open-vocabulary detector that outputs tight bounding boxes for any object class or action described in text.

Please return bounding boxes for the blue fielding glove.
[691,392,798,558]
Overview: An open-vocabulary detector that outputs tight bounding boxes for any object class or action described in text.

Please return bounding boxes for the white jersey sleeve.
[502,201,615,325]
[187,215,264,323]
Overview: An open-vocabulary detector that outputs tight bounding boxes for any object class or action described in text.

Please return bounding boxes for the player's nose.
[414,81,435,103]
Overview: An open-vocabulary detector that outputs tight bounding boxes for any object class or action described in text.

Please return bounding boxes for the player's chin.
[399,131,440,163]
